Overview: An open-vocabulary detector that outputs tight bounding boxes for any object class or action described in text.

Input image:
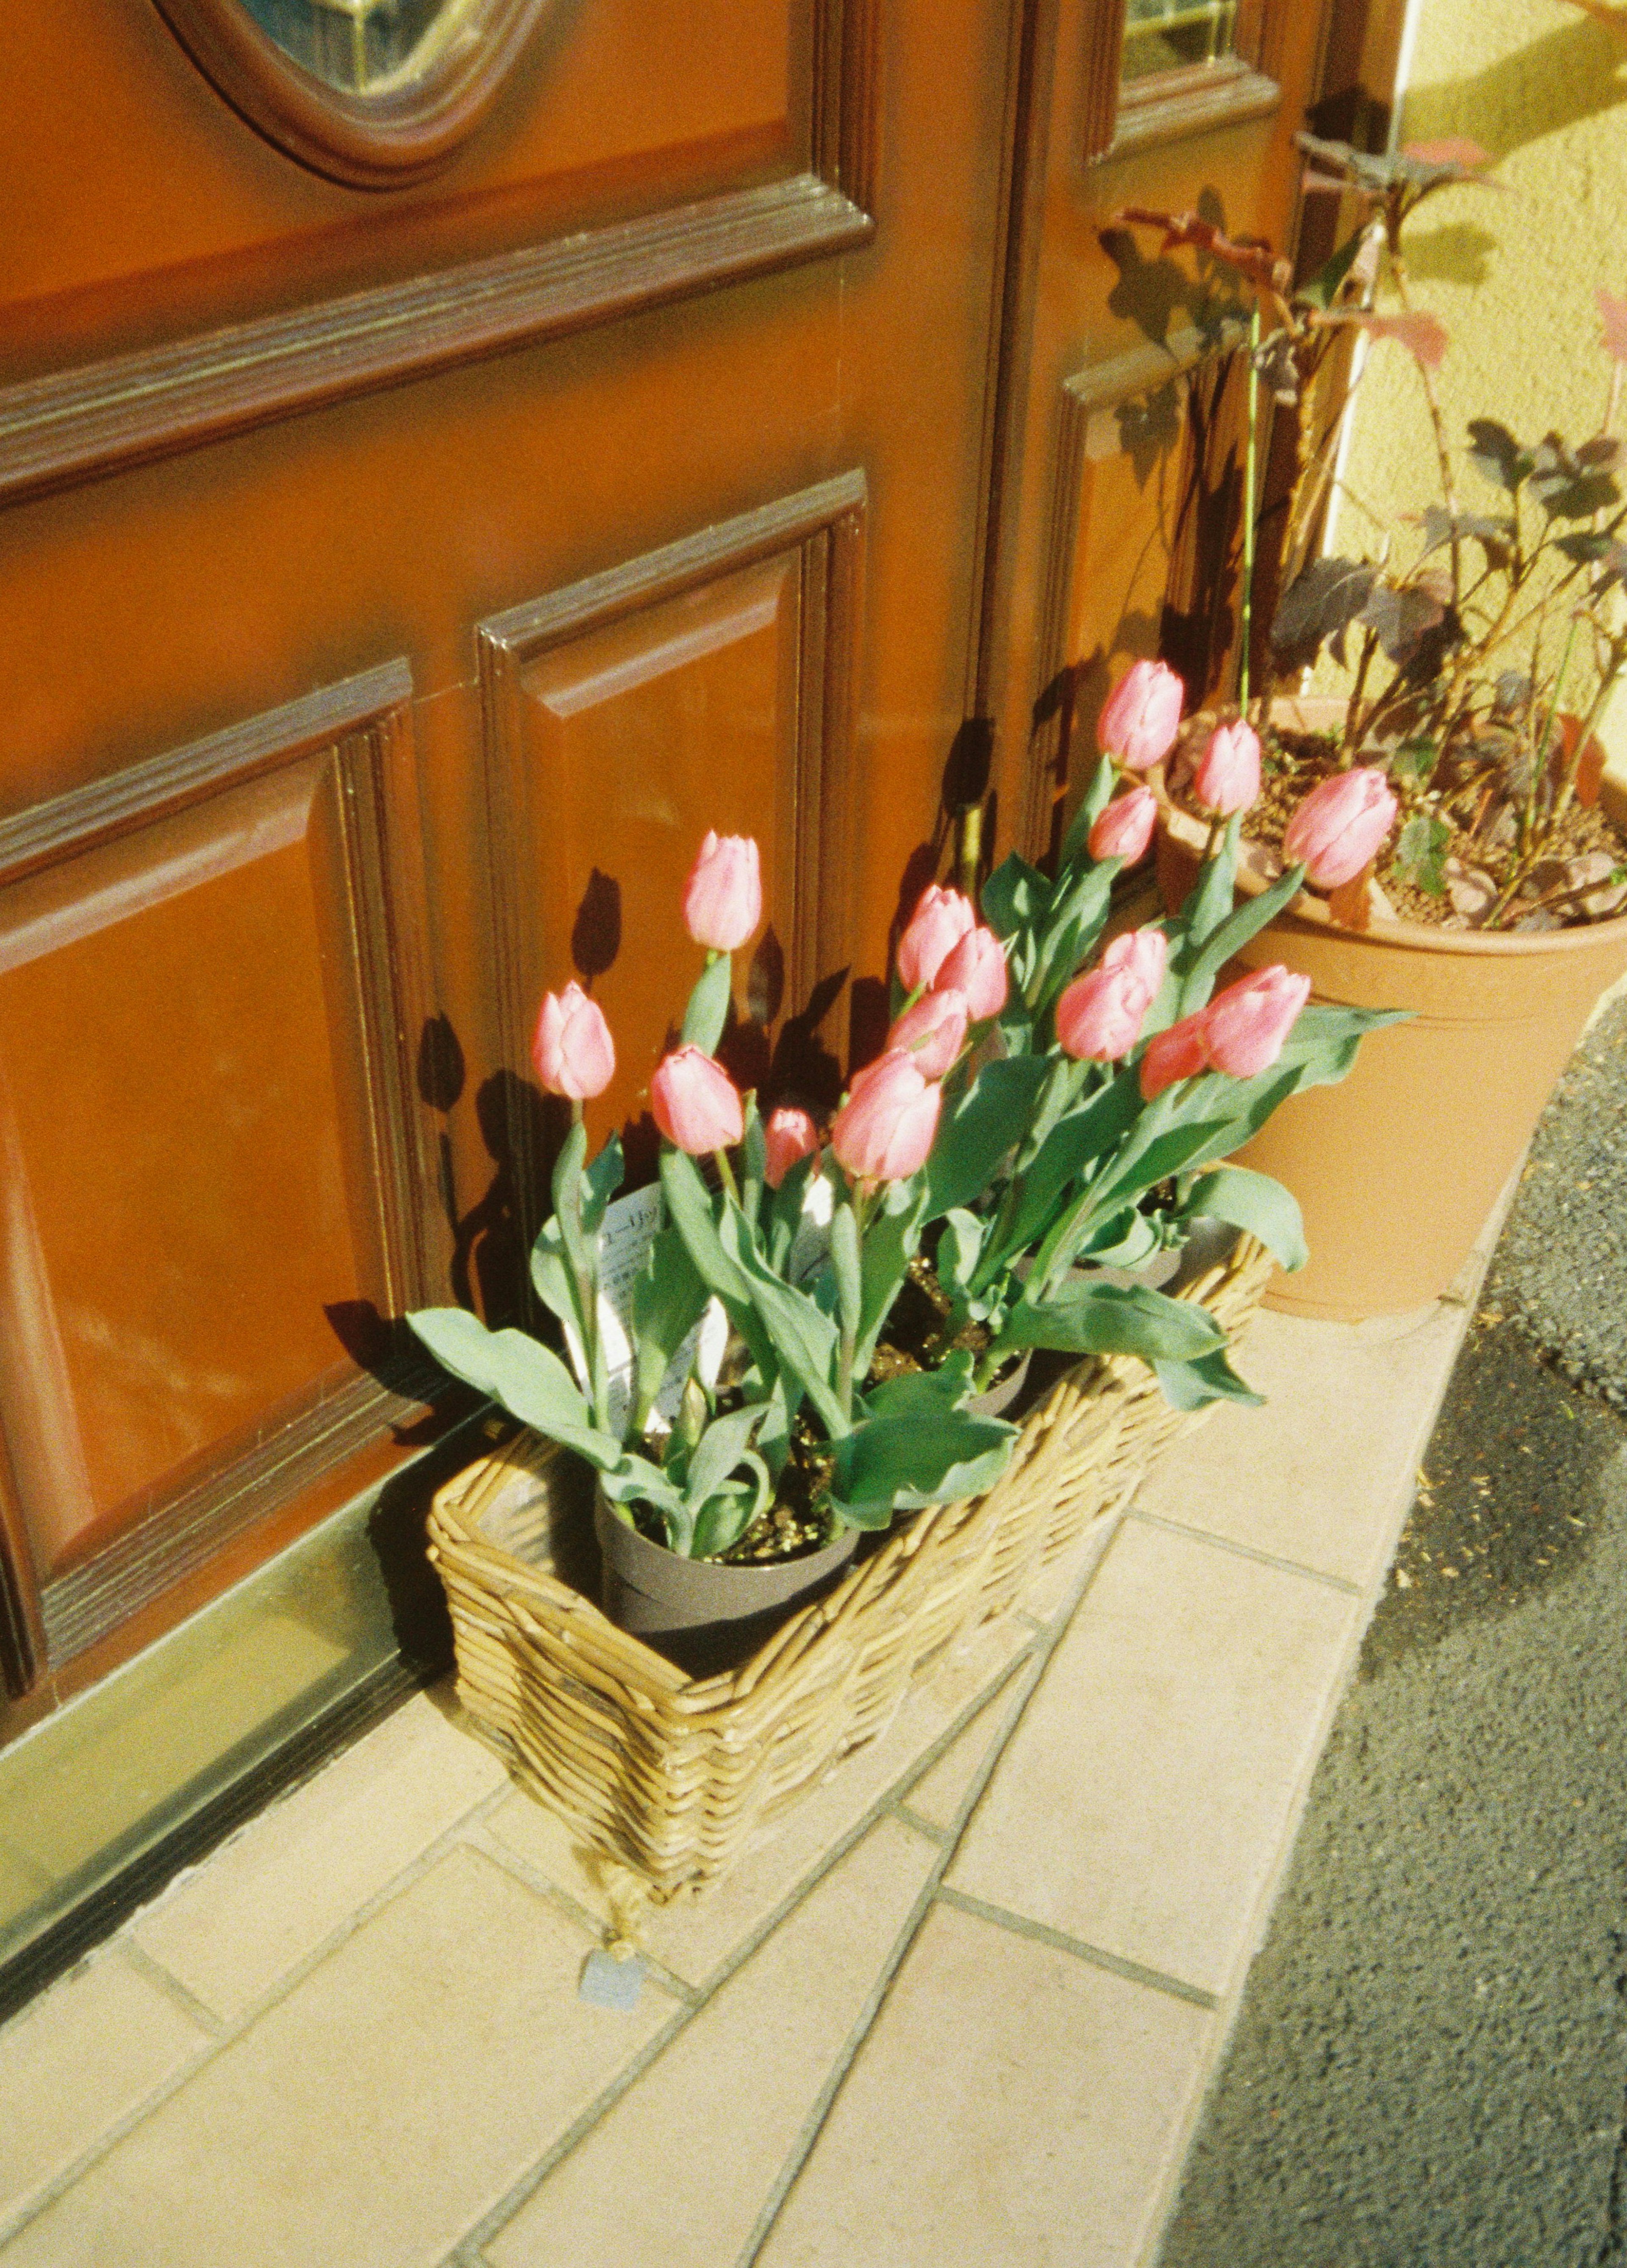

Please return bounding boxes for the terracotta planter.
[1157,721,1627,1320]
[593,1491,858,1670]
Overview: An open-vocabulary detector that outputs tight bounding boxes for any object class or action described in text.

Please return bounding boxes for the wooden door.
[0,0,1383,1984]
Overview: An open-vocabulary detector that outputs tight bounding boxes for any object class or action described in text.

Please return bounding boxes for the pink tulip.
[1088,787,1158,865]
[1202,965,1311,1078]
[1193,719,1262,816]
[682,831,762,953]
[897,884,976,993]
[1097,659,1185,771]
[933,925,1008,1020]
[650,1046,744,1155]
[1101,925,1169,1000]
[887,988,970,1079]
[1139,1013,1210,1101]
[1283,767,1398,888]
[830,1051,942,1183]
[762,1106,820,1188]
[1056,927,1167,1063]
[532,982,616,1101]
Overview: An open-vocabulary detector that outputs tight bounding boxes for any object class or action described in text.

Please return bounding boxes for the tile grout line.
[933,1884,1218,2012]
[732,1518,1132,2268]
[115,1938,225,2039]
[1125,1506,1365,1596]
[443,1628,1049,2262]
[0,1774,521,2254]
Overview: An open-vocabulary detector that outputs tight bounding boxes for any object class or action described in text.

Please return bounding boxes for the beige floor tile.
[485,1616,1030,1986]
[755,1899,1213,2268]
[0,1948,206,2234]
[948,1520,1360,1997]
[1132,1301,1466,1590]
[128,1688,508,2020]
[488,1816,935,2268]
[0,1847,670,2268]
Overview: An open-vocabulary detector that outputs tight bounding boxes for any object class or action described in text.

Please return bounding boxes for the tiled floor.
[0,1232,1496,2268]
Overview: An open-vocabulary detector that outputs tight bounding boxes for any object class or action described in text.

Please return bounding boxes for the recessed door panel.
[480,473,864,1183]
[519,555,799,1137]
[0,759,361,1569]
[0,667,436,1677]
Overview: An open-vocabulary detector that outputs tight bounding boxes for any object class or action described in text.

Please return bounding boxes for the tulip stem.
[567,1099,608,1433]
[715,1148,741,1206]
[1238,301,1260,717]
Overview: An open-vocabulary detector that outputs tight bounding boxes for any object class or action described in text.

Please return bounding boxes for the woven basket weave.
[427,1233,1272,1905]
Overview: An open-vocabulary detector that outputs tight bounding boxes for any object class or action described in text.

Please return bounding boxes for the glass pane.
[238,0,479,94]
[1122,0,1240,81]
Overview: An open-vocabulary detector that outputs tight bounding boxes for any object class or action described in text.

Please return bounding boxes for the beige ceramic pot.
[1157,707,1627,1320]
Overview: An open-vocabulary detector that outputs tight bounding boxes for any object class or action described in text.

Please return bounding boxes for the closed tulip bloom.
[831,1051,942,1183]
[887,987,970,1079]
[1202,965,1311,1078]
[1100,924,1169,1000]
[1139,1012,1211,1101]
[1087,787,1158,865]
[682,830,763,952]
[1098,659,1185,771]
[1056,966,1150,1063]
[933,925,1008,1020]
[533,982,616,1101]
[1283,767,1398,888]
[897,884,976,993]
[1056,927,1167,1063]
[762,1106,820,1188]
[1194,719,1262,816]
[650,1046,745,1155]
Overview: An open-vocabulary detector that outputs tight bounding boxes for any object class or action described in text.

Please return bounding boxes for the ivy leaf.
[1270,557,1378,671]
[1394,811,1452,897]
[1466,419,1534,495]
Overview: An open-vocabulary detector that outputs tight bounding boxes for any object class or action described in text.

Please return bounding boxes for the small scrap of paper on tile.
[579,1948,646,2011]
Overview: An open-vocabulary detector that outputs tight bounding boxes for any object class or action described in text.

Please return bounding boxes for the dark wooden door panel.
[0,666,438,1684]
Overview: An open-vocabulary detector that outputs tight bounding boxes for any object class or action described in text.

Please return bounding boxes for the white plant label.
[561,1183,727,1436]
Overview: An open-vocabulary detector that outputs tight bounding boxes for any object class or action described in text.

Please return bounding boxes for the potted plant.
[1111,141,1627,1317]
[406,830,1020,1658]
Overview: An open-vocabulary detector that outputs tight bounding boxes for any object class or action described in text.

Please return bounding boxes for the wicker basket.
[427,1233,1272,1906]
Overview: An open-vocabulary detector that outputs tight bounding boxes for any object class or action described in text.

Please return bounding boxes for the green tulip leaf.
[999,1278,1227,1363]
[828,1406,1017,1528]
[1152,1345,1265,1411]
[925,1054,1053,1220]
[681,952,734,1054]
[405,1308,623,1466]
[1183,1165,1308,1272]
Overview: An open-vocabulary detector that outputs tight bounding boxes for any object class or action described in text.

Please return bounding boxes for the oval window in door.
[152,0,556,188]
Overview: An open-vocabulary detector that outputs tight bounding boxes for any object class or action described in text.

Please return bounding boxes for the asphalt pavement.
[1157,993,1627,2268]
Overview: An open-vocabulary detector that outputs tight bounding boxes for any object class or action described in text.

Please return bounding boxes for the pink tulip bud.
[1101,925,1169,1000]
[933,925,1008,1021]
[1097,659,1185,771]
[1193,719,1262,816]
[650,1046,745,1155]
[897,884,976,993]
[762,1106,820,1188]
[1088,787,1158,865]
[682,830,763,953]
[1283,767,1398,888]
[1055,927,1167,1063]
[830,1051,942,1183]
[1139,1013,1210,1101]
[887,988,971,1079]
[532,982,616,1101]
[1202,965,1311,1078]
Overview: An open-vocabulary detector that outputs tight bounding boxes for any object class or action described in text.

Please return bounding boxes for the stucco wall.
[1325,0,1627,750]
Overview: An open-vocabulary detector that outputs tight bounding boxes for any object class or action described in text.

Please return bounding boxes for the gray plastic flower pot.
[593,1492,859,1672]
